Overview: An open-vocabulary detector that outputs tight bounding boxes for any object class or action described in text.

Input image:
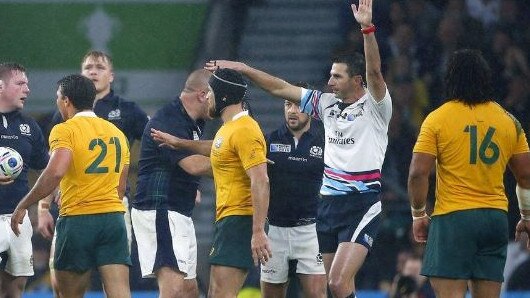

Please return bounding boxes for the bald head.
[184,69,211,93]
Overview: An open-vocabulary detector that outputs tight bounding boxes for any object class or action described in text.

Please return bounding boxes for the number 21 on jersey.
[464,125,499,165]
[85,137,122,173]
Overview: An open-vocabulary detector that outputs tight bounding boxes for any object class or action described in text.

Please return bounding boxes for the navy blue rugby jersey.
[46,90,148,146]
[133,98,205,217]
[0,111,49,214]
[266,120,325,227]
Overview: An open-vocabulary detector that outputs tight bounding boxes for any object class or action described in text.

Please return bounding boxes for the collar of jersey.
[74,111,97,118]
[232,110,248,121]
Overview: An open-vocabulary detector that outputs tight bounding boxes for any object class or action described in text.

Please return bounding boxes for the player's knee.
[328,276,351,298]
[304,284,327,298]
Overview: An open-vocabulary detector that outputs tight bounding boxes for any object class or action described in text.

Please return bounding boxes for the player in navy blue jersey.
[37,51,149,295]
[131,69,212,298]
[261,83,327,298]
[0,62,50,297]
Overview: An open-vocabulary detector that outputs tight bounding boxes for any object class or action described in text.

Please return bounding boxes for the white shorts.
[49,230,56,270]
[131,208,196,279]
[0,213,34,276]
[123,196,132,252]
[261,223,325,283]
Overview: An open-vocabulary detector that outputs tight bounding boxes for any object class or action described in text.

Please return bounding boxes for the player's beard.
[287,116,309,132]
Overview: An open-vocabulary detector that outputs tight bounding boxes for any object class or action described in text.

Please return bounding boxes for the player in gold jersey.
[408,49,530,298]
[11,74,131,298]
[152,68,271,297]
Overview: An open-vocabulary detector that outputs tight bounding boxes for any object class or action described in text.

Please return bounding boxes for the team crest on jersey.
[270,143,291,153]
[108,109,121,120]
[19,124,31,136]
[309,146,323,158]
[192,131,199,141]
[214,137,223,148]
[363,234,374,247]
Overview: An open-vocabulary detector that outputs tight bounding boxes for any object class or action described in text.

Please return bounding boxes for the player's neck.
[220,104,244,123]
[181,97,202,122]
[94,89,111,102]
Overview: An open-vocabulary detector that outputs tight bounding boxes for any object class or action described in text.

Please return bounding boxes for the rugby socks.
[344,293,356,298]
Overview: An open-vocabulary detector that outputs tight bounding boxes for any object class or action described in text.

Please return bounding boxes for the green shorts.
[54,212,131,272]
[422,208,508,282]
[209,215,254,270]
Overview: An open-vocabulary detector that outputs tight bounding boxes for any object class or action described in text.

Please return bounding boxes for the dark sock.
[344,293,356,298]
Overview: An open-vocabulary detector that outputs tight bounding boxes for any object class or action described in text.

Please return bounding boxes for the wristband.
[410,205,427,216]
[516,185,530,210]
[39,201,50,210]
[361,25,376,35]
[412,214,429,221]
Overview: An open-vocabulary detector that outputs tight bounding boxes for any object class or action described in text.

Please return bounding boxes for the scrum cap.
[209,68,247,117]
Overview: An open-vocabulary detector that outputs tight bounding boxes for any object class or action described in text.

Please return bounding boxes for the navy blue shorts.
[317,193,381,253]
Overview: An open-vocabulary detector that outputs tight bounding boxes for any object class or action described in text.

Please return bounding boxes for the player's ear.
[62,96,71,107]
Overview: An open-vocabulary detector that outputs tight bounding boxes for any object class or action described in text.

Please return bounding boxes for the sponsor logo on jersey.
[108,109,121,120]
[288,156,307,162]
[309,146,323,158]
[327,102,364,121]
[214,137,223,149]
[327,137,355,145]
[19,124,31,136]
[270,143,291,153]
[363,234,374,247]
[1,135,18,140]
[192,131,199,140]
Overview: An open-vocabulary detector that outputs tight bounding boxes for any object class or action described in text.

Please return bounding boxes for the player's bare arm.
[179,155,213,177]
[204,60,302,104]
[246,163,272,266]
[118,164,129,200]
[11,148,72,236]
[37,188,58,240]
[151,128,213,157]
[407,152,436,243]
[509,152,530,248]
[352,0,386,101]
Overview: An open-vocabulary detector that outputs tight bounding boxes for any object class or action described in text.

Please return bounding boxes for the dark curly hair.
[444,49,494,106]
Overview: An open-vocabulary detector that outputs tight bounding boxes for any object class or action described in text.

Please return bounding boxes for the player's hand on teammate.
[204,60,245,73]
[10,207,26,236]
[37,207,55,240]
[151,128,182,150]
[412,215,430,243]
[351,0,373,28]
[0,175,14,185]
[251,230,272,266]
[515,219,530,249]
